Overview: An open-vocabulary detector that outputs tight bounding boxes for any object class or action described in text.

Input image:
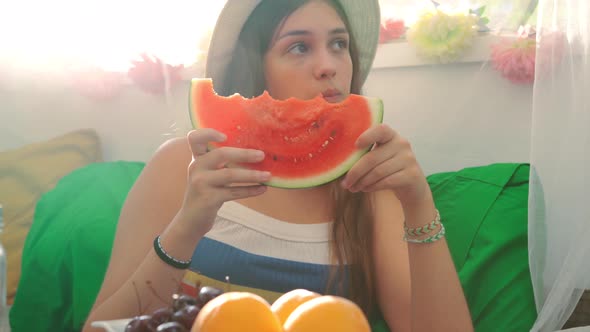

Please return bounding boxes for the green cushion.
[9,161,145,332]
[9,162,536,332]
[428,163,536,332]
[372,163,536,332]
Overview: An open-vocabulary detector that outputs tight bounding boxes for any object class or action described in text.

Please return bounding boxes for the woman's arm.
[82,138,197,331]
[341,123,473,331]
[372,189,473,332]
[82,129,270,331]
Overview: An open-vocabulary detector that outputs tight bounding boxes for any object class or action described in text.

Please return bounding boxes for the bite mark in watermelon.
[189,78,384,189]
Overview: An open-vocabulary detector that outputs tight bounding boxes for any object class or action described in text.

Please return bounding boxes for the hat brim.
[205,0,381,93]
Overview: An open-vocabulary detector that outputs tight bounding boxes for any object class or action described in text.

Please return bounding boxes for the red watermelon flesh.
[189,78,383,189]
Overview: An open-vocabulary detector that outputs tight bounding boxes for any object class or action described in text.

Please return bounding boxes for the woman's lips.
[322,89,342,102]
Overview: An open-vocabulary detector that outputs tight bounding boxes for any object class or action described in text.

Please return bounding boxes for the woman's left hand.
[341,124,431,207]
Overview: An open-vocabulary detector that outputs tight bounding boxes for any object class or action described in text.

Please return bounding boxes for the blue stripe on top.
[190,237,348,296]
[183,201,349,297]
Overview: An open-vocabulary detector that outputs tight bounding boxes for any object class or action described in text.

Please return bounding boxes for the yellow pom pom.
[407,8,479,63]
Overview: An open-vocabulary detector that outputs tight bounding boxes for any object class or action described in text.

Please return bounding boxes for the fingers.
[343,124,417,193]
[355,124,396,148]
[223,184,268,200]
[181,129,270,229]
[186,129,271,204]
[187,129,265,169]
[361,171,410,193]
[187,129,226,158]
[342,145,397,189]
[207,168,272,186]
[197,147,266,170]
[347,157,403,192]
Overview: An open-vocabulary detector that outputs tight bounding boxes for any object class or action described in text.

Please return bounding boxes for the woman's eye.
[288,42,308,55]
[332,39,348,51]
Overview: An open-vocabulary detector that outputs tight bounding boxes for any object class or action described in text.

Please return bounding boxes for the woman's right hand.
[176,128,271,236]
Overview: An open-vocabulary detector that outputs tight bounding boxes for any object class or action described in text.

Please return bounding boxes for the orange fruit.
[191,292,283,332]
[283,295,371,332]
[271,289,321,325]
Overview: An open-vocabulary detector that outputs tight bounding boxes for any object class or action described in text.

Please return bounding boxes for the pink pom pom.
[379,19,405,44]
[491,35,537,84]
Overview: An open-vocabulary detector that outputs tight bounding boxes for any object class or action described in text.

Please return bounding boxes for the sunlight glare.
[0,0,225,72]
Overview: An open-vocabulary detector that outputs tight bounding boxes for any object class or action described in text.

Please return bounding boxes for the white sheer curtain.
[528,0,590,331]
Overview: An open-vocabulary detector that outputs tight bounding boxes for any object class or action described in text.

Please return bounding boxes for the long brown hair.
[211,0,377,316]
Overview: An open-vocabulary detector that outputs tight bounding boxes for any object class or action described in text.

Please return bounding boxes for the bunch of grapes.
[125,286,224,332]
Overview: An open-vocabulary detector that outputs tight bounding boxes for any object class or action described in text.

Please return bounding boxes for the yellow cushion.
[0,129,102,304]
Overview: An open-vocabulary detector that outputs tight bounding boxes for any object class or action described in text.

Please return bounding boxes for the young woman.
[83,1,474,331]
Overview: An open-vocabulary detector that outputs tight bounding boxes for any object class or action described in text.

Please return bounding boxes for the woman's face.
[264,0,353,103]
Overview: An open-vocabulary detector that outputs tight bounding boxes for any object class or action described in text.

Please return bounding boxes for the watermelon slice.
[189,78,383,189]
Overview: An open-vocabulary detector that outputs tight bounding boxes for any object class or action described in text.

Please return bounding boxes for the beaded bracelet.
[404,222,446,244]
[404,209,441,237]
[153,235,192,269]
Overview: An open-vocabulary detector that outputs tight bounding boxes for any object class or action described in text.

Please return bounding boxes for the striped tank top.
[180,201,347,303]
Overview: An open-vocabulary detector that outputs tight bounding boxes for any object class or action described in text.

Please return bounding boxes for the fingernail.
[255,150,265,159]
[259,171,271,180]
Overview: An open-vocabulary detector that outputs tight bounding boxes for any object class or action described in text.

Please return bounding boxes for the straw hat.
[205,0,381,90]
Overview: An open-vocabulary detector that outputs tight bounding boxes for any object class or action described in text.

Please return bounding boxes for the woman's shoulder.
[153,136,192,161]
[141,136,193,173]
[128,136,192,204]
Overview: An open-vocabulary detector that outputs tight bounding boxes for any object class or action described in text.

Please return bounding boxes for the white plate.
[91,319,132,332]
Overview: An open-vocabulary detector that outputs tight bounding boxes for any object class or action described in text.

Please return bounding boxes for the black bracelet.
[153,235,192,269]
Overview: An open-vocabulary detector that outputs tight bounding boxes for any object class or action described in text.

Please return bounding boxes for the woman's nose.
[313,49,337,80]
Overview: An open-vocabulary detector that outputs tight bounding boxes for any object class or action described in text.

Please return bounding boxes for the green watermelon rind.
[187,79,223,155]
[264,97,384,189]
[188,79,385,189]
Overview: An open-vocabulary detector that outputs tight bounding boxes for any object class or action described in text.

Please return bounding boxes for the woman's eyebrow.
[277,27,348,41]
